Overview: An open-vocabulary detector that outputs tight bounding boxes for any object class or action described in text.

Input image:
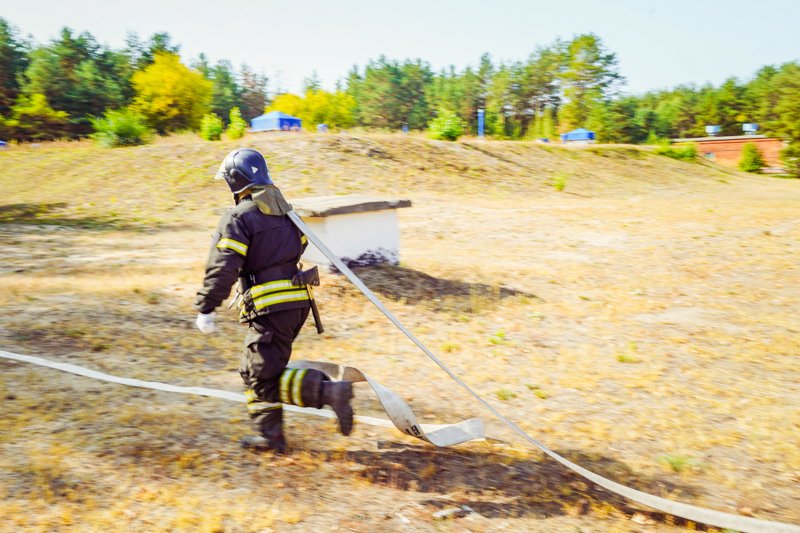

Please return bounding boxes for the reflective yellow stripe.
[244,388,282,414]
[291,369,307,407]
[246,402,282,413]
[279,369,296,404]
[253,290,310,310]
[300,235,308,245]
[250,279,295,297]
[245,279,310,316]
[217,238,248,256]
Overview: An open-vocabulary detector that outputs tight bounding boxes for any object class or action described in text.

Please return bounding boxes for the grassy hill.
[0,132,757,229]
[1,133,799,532]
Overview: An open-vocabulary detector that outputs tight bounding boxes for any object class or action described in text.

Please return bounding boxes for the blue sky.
[2,0,798,95]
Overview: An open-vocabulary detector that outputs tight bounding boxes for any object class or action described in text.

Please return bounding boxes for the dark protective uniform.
[195,195,329,444]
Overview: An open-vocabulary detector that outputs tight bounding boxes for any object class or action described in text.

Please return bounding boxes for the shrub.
[645,130,668,145]
[654,142,697,161]
[91,108,152,147]
[552,171,567,191]
[526,384,549,399]
[200,113,223,141]
[428,110,465,141]
[7,93,70,141]
[781,142,800,178]
[495,388,517,401]
[739,142,765,173]
[225,107,247,140]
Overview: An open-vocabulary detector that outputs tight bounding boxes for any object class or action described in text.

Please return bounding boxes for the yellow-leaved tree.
[266,90,355,130]
[131,53,212,133]
[266,93,304,119]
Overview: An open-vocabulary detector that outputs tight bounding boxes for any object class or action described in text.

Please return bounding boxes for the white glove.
[195,312,216,334]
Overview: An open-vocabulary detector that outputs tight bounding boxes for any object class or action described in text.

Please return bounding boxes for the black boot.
[240,433,287,454]
[321,381,354,436]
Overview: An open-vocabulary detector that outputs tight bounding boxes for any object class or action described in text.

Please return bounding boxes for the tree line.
[337,36,800,146]
[2,17,799,151]
[0,20,267,141]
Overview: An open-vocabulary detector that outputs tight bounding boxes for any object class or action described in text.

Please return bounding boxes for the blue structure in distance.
[560,128,595,143]
[742,123,759,134]
[477,109,485,137]
[251,111,302,132]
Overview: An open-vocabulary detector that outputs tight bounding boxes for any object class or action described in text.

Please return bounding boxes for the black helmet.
[215,148,273,194]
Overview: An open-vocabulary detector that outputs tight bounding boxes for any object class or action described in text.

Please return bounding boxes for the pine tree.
[0,18,30,115]
[208,60,241,125]
[743,65,780,136]
[303,70,321,92]
[239,65,268,122]
[558,34,622,132]
[772,62,800,141]
[354,57,432,130]
[19,28,129,136]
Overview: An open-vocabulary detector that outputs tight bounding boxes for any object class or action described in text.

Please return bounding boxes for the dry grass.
[1,132,799,531]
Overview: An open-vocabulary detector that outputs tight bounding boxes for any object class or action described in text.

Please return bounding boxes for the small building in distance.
[672,135,788,171]
[250,111,302,132]
[560,128,596,144]
[291,195,412,267]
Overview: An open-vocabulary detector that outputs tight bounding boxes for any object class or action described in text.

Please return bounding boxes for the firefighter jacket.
[195,197,310,317]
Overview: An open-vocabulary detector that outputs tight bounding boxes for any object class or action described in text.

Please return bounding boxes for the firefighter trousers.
[239,307,327,441]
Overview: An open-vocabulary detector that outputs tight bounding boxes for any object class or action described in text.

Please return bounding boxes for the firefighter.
[195,148,354,453]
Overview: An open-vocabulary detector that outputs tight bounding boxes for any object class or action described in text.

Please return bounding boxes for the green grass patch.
[495,388,517,401]
[526,384,549,399]
[658,454,699,473]
[551,171,568,191]
[488,330,507,345]
[654,142,697,162]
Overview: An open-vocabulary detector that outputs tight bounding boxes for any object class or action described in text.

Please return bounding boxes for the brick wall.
[694,138,786,168]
